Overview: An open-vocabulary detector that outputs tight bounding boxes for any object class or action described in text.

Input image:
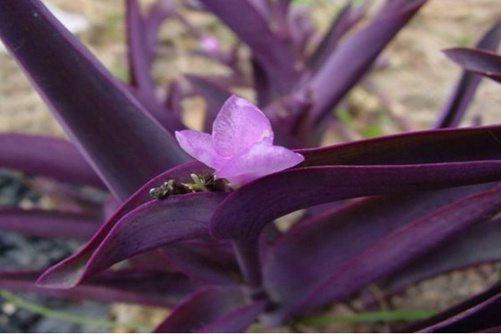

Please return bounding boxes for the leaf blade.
[0,0,190,200]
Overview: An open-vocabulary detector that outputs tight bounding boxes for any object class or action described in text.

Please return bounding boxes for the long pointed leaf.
[38,192,225,289]
[160,240,238,284]
[300,124,501,166]
[445,47,501,84]
[308,0,368,70]
[382,218,501,295]
[303,0,427,125]
[0,0,189,201]
[184,75,232,132]
[210,162,501,240]
[126,0,155,95]
[211,124,501,240]
[263,183,496,313]
[0,269,198,307]
[434,21,501,128]
[125,0,185,131]
[266,185,501,324]
[0,134,102,188]
[0,208,99,240]
[198,0,297,94]
[35,161,212,288]
[154,286,264,333]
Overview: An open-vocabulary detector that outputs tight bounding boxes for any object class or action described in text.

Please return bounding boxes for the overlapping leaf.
[434,21,501,128]
[445,47,501,84]
[263,183,496,311]
[154,286,265,333]
[264,185,501,324]
[308,0,368,70]
[0,0,189,201]
[36,161,220,288]
[211,124,501,240]
[0,134,102,188]
[382,218,501,295]
[160,240,238,284]
[0,208,99,240]
[198,0,297,94]
[303,0,427,125]
[125,0,185,131]
[0,269,199,307]
[126,0,155,95]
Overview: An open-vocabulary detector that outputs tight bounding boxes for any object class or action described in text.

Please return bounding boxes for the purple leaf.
[126,0,155,95]
[29,177,103,215]
[0,0,190,201]
[308,0,369,70]
[300,125,501,166]
[176,96,304,185]
[144,0,176,53]
[35,161,214,288]
[382,217,501,296]
[0,270,198,307]
[445,47,501,84]
[265,185,501,324]
[0,134,103,188]
[263,183,496,311]
[0,208,99,241]
[301,0,427,125]
[37,192,225,289]
[210,162,501,241]
[160,240,238,284]
[153,286,264,333]
[408,283,501,332]
[434,21,501,128]
[125,0,185,131]
[251,56,274,107]
[211,124,501,239]
[198,0,297,94]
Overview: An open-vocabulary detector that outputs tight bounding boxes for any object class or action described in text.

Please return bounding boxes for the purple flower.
[175,95,304,185]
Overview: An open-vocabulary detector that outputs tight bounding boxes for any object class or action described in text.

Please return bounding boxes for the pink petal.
[212,96,274,157]
[215,142,304,185]
[175,130,219,168]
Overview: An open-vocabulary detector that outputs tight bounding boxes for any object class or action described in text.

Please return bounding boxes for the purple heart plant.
[1,0,501,332]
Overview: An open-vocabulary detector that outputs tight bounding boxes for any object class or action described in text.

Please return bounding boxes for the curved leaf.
[299,124,501,166]
[160,240,238,284]
[304,0,427,125]
[38,192,226,289]
[263,183,497,313]
[265,185,501,324]
[382,217,501,296]
[0,134,102,188]
[0,208,99,240]
[198,0,297,93]
[125,0,185,131]
[126,0,155,94]
[445,47,501,84]
[0,0,190,201]
[36,161,216,288]
[434,21,501,128]
[184,75,232,132]
[210,162,501,240]
[144,0,176,53]
[308,0,368,70]
[154,286,264,333]
[0,269,198,307]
